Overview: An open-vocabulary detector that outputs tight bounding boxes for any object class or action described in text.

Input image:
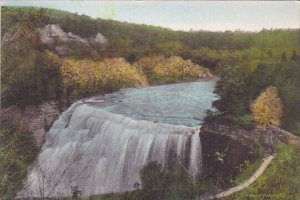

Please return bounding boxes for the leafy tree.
[251,86,283,127]
[215,66,248,119]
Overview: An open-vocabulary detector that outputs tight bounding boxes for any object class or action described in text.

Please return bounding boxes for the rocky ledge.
[1,101,60,147]
[37,24,109,56]
[200,121,299,179]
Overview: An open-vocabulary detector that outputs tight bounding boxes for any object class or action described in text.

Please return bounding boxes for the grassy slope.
[222,142,300,200]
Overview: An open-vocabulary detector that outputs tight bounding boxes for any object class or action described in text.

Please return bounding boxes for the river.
[87,80,219,126]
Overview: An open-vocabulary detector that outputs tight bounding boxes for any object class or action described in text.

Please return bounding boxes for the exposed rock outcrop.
[200,121,299,179]
[37,24,108,56]
[38,24,88,45]
[1,101,60,147]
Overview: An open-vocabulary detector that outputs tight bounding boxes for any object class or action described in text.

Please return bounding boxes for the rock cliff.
[37,24,108,56]
[1,101,60,147]
[200,121,299,179]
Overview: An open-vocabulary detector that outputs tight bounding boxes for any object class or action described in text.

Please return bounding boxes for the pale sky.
[1,1,300,31]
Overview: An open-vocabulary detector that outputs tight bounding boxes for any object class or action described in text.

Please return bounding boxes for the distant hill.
[2,6,300,64]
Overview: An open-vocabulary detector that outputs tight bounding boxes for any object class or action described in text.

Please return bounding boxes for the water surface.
[88,80,219,126]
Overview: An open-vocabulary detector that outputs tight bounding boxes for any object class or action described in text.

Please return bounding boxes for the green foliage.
[226,143,300,200]
[233,114,253,129]
[0,123,39,199]
[1,18,62,108]
[234,159,262,185]
[215,66,248,118]
[204,109,221,122]
[216,60,300,134]
[153,41,187,57]
[2,6,299,64]
[137,161,210,200]
[214,151,226,164]
[253,140,264,159]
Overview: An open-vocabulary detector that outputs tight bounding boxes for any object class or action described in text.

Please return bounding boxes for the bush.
[60,57,148,100]
[251,86,283,128]
[136,160,212,200]
[134,55,211,84]
[233,114,253,129]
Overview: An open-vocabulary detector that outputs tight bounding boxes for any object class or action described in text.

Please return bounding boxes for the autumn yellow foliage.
[251,86,283,128]
[58,55,211,99]
[134,55,211,83]
[61,57,148,98]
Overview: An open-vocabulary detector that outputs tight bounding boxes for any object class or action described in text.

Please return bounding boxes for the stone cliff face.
[37,24,108,56]
[1,101,60,147]
[200,121,299,179]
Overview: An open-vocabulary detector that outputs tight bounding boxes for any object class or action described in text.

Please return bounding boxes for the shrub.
[233,114,253,129]
[251,86,283,128]
[134,55,211,84]
[60,57,148,99]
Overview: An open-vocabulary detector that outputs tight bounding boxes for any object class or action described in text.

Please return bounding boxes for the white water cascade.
[20,81,218,198]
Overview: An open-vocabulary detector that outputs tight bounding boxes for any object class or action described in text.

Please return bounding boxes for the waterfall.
[20,102,202,198]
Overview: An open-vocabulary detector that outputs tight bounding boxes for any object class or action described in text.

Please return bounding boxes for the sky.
[1,0,300,32]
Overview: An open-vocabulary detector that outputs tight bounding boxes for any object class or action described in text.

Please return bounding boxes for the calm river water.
[88,80,219,126]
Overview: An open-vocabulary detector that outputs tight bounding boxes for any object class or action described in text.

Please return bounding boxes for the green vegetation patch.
[223,142,300,200]
[0,122,39,200]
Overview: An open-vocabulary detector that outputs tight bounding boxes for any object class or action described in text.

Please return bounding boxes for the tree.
[251,86,283,128]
